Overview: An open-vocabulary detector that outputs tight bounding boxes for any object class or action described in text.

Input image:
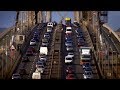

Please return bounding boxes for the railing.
[81,21,103,79]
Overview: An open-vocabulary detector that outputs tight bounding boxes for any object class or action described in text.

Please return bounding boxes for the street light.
[5,35,9,77]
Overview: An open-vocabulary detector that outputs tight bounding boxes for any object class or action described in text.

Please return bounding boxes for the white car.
[30,39,36,45]
[65,55,73,64]
[66,46,73,51]
[83,71,93,79]
[47,22,53,27]
[65,27,72,34]
[68,52,74,58]
[47,26,53,33]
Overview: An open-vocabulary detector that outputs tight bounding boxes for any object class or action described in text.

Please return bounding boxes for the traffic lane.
[23,32,44,79]
[21,44,39,79]
[72,27,84,79]
[13,24,45,79]
[20,30,44,79]
[14,26,39,74]
[73,41,84,79]
[77,26,99,79]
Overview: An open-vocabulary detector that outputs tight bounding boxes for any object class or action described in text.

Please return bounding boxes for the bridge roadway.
[80,23,99,79]
[11,23,100,79]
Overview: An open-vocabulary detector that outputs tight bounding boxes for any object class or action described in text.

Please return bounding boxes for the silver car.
[83,71,93,79]
[66,46,73,51]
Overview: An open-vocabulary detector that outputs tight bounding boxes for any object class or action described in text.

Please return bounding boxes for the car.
[76,34,84,38]
[30,39,37,46]
[39,55,47,62]
[28,46,36,53]
[66,74,76,79]
[26,49,34,56]
[38,59,46,65]
[65,36,72,41]
[83,67,92,72]
[47,26,53,33]
[36,61,44,68]
[36,65,45,73]
[66,46,73,51]
[78,42,84,47]
[67,52,74,58]
[47,22,53,27]
[66,66,74,74]
[83,71,93,79]
[65,27,72,34]
[22,55,30,62]
[12,73,21,79]
[77,37,84,42]
[44,33,50,39]
[82,62,91,68]
[65,41,73,47]
[65,55,73,64]
[19,68,26,75]
[42,39,49,47]
[73,21,80,27]
[32,37,39,42]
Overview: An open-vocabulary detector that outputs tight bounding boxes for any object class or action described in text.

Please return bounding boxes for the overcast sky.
[0,11,120,31]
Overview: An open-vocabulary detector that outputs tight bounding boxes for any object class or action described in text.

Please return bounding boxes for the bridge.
[0,11,120,79]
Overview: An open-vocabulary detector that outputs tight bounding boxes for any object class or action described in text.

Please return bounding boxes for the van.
[32,70,41,79]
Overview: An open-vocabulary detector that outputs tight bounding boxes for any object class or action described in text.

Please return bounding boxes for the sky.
[0,11,120,31]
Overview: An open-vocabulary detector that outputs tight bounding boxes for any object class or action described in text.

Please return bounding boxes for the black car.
[22,55,30,62]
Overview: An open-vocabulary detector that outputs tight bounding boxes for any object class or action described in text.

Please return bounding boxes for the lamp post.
[5,35,9,75]
[2,38,5,78]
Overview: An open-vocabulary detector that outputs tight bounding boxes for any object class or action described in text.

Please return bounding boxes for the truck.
[79,47,92,64]
[39,46,48,55]
[32,69,41,79]
[65,17,71,27]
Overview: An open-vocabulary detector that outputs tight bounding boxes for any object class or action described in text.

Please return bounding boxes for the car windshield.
[83,63,90,66]
[45,33,49,35]
[84,68,92,71]
[66,57,72,60]
[31,40,35,42]
[13,74,20,77]
[68,53,73,55]
[38,66,44,68]
[85,72,92,75]
[82,55,90,58]
[67,29,72,31]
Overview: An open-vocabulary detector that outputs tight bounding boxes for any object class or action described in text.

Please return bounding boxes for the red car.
[28,46,36,53]
[66,66,74,74]
[66,74,76,79]
[78,42,84,47]
[26,49,34,56]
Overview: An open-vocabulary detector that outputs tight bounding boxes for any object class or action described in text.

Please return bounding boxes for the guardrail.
[6,24,38,79]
